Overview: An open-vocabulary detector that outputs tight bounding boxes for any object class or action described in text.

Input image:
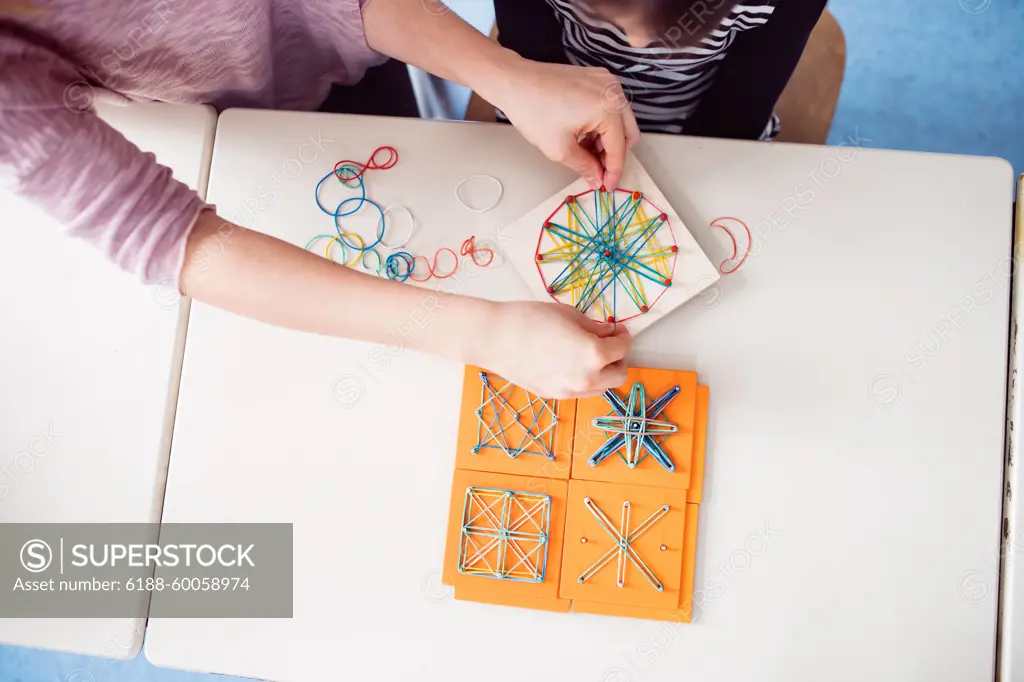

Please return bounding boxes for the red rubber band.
[408,247,460,282]
[461,236,495,267]
[710,216,751,274]
[333,145,399,181]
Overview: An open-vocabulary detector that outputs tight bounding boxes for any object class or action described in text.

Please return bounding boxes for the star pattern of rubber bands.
[535,187,678,323]
[589,382,681,472]
[577,497,669,591]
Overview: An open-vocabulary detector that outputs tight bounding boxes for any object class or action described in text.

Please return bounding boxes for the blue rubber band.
[385,252,414,281]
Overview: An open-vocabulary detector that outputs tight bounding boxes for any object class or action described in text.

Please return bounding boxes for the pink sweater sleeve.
[1,30,210,286]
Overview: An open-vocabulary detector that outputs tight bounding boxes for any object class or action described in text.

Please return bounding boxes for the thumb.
[589,359,628,392]
[559,141,604,189]
[594,328,631,364]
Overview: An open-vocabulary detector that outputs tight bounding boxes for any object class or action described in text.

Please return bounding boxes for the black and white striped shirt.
[508,0,781,139]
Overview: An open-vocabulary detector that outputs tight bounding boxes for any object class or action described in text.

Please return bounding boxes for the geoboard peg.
[659,213,667,221]
[547,285,555,294]
[670,245,678,253]
[664,278,672,286]
[543,221,551,228]
[632,191,642,201]
[536,253,544,261]
[660,544,667,551]
[603,249,611,257]
[607,315,615,323]
[599,185,607,192]
[567,195,575,204]
[640,305,648,313]
[580,537,588,543]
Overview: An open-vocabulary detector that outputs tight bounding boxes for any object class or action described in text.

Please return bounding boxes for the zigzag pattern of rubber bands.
[458,487,551,582]
[473,371,559,461]
[589,382,680,472]
[535,187,678,323]
[578,498,670,591]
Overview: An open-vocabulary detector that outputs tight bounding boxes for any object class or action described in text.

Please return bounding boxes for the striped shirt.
[505,0,781,138]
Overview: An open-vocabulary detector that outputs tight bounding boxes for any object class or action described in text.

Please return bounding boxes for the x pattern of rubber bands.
[536,187,678,323]
[473,371,559,461]
[307,146,497,282]
[577,497,670,591]
[458,487,551,583]
[589,382,681,472]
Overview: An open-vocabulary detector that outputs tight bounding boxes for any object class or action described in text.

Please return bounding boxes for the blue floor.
[826,0,1023,173]
[2,2,1021,682]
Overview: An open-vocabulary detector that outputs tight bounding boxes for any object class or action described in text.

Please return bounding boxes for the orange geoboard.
[442,365,710,622]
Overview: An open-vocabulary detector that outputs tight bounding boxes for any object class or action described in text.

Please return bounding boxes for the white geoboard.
[502,152,720,336]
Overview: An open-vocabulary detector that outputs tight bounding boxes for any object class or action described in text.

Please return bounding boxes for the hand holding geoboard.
[503,153,720,335]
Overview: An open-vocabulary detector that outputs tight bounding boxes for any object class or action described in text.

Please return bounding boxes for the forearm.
[361,0,519,104]
[180,211,495,362]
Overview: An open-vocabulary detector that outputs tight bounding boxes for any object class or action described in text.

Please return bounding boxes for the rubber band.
[334,196,386,251]
[333,146,398,183]
[385,252,414,282]
[304,234,337,252]
[461,236,495,267]
[333,232,368,267]
[455,175,503,213]
[408,247,459,282]
[324,237,350,266]
[313,147,399,253]
[710,216,751,274]
[360,248,384,275]
[379,204,415,249]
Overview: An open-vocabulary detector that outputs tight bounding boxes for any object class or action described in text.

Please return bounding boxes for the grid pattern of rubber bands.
[536,187,678,323]
[473,371,559,461]
[458,487,551,583]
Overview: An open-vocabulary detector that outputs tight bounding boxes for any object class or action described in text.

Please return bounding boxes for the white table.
[147,109,1014,682]
[0,101,216,658]
[1001,174,1024,682]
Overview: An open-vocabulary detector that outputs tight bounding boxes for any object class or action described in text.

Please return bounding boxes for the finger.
[560,142,604,189]
[597,115,627,189]
[588,359,628,392]
[595,328,631,364]
[622,107,642,148]
[575,313,617,337]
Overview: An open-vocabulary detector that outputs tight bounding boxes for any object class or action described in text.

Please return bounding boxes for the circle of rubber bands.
[709,216,751,274]
[460,236,494,267]
[378,204,415,249]
[334,197,386,251]
[454,175,503,213]
[408,247,459,282]
[385,252,414,282]
[314,169,363,216]
[334,146,398,183]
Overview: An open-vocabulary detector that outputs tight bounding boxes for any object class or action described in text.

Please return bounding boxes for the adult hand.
[483,57,641,190]
[475,300,631,398]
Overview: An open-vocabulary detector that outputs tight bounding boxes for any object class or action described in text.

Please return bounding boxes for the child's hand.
[474,301,631,398]
[485,57,641,190]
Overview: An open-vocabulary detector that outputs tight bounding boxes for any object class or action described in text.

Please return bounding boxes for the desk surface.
[0,101,216,658]
[148,109,1013,682]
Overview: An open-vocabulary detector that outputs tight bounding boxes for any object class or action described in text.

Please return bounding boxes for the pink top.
[1,0,383,284]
